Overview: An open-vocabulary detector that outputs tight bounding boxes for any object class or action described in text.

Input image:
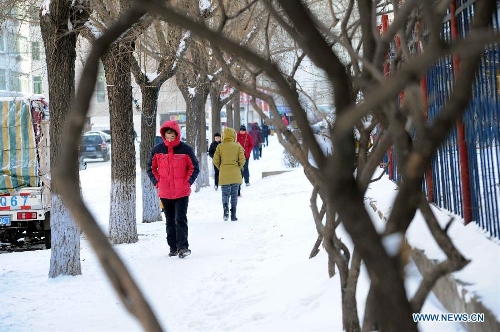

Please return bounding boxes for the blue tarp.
[0,99,38,193]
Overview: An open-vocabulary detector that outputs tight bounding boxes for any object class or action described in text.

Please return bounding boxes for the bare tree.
[225,95,234,128]
[55,0,498,330]
[176,42,211,190]
[83,0,154,244]
[209,80,231,134]
[176,0,261,190]
[137,0,495,330]
[232,91,241,129]
[131,20,187,223]
[39,0,91,278]
[55,3,163,330]
[206,0,261,135]
[0,0,89,277]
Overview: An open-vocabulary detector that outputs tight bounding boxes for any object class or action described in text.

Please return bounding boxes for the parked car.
[79,131,111,162]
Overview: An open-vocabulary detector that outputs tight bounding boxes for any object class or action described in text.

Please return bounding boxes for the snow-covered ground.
[0,134,498,331]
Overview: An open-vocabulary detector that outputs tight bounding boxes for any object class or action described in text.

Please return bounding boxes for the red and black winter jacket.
[236,131,254,159]
[147,121,200,199]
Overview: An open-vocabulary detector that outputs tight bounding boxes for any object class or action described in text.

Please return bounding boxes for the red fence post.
[396,34,406,181]
[450,1,473,223]
[421,75,435,202]
[382,14,394,180]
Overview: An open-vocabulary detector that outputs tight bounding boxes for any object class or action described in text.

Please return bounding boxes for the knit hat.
[239,125,246,131]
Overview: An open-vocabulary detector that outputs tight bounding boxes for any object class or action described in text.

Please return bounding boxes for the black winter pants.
[213,165,219,187]
[241,158,250,184]
[238,158,250,196]
[161,196,189,251]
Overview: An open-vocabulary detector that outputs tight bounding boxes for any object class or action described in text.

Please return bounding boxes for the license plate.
[0,195,42,209]
[86,146,96,151]
[0,216,11,226]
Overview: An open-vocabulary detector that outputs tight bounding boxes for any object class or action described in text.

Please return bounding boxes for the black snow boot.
[168,247,177,257]
[223,204,229,221]
[178,248,191,258]
[230,207,238,221]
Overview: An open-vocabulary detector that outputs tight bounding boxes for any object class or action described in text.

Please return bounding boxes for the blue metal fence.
[387,1,500,240]
[426,53,466,219]
[464,51,500,238]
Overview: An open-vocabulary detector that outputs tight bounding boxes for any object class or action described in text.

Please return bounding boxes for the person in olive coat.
[213,127,246,221]
[208,133,222,190]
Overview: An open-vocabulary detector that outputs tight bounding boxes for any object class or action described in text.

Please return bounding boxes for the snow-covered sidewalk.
[366,173,500,331]
[0,134,497,331]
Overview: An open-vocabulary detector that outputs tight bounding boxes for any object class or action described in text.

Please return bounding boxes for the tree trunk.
[198,124,210,190]
[343,249,362,332]
[176,45,211,191]
[233,93,240,129]
[179,86,210,191]
[40,3,84,278]
[49,198,81,277]
[226,101,233,129]
[198,113,210,189]
[140,86,162,223]
[362,287,377,332]
[323,206,361,332]
[102,42,138,244]
[210,91,222,136]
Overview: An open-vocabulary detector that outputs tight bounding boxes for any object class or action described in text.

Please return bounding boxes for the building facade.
[0,5,47,98]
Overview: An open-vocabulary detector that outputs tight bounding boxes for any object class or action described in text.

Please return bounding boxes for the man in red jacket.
[236,125,254,196]
[147,120,199,258]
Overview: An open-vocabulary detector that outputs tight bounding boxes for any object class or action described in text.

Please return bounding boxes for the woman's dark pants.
[160,196,189,251]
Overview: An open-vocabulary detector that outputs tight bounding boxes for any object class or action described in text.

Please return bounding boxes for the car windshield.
[83,135,102,144]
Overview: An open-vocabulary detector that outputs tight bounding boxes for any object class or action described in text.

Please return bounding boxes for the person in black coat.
[208,132,222,190]
[262,124,270,146]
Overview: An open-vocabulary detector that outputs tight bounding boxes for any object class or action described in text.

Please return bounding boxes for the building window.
[96,61,106,102]
[33,76,42,94]
[8,6,20,26]
[20,73,29,92]
[18,36,28,57]
[11,72,29,93]
[32,42,40,60]
[0,69,6,90]
[11,72,21,92]
[29,7,39,26]
[7,35,28,57]
[0,30,4,52]
[8,5,19,17]
[8,34,18,53]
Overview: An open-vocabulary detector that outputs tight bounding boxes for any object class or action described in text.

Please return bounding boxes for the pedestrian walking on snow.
[147,120,200,258]
[249,123,263,160]
[213,128,246,221]
[208,132,222,190]
[261,123,270,147]
[236,125,254,196]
